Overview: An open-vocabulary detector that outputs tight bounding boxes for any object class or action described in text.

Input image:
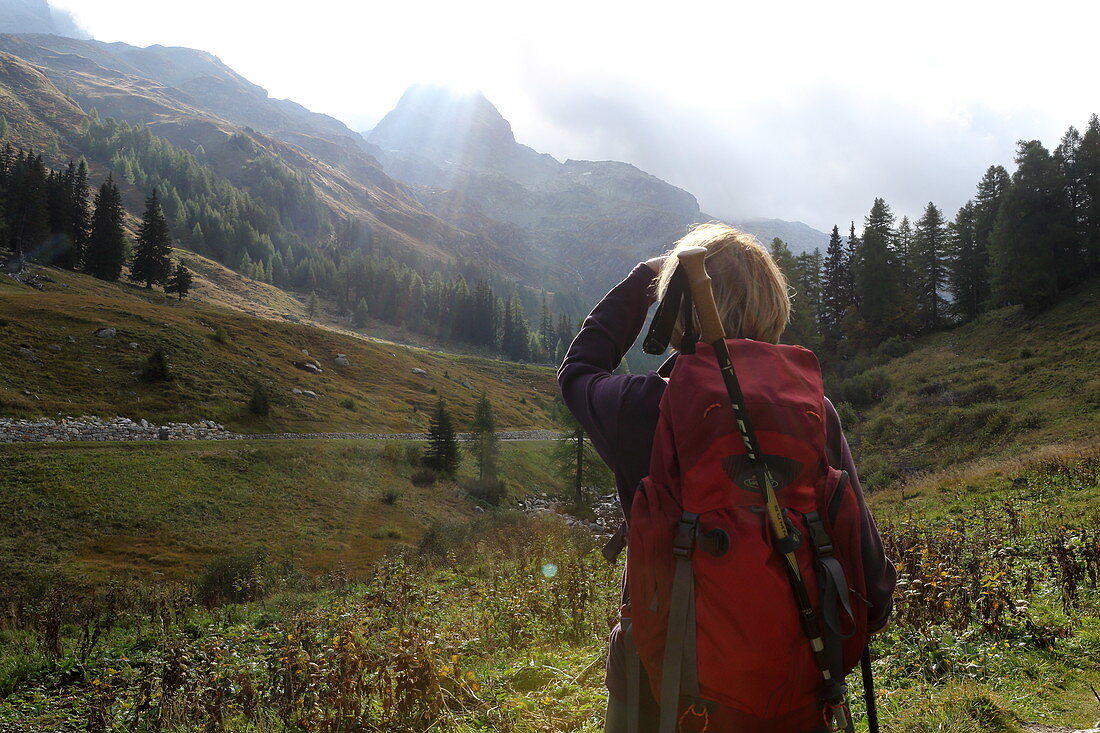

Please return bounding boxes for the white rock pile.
[0,416,230,443]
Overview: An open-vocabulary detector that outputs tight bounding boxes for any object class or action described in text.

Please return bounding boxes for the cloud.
[515,77,1072,231]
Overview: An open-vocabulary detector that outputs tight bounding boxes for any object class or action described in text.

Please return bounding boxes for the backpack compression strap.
[674,247,855,733]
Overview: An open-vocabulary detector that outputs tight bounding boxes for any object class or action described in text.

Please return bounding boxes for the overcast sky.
[50,0,1100,231]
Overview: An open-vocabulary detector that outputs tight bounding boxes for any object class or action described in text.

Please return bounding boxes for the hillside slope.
[840,280,1100,488]
[0,264,557,432]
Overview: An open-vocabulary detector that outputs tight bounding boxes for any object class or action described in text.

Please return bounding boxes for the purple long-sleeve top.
[557,262,896,698]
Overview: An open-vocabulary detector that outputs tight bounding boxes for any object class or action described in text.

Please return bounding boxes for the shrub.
[210,324,231,345]
[370,526,402,540]
[141,348,171,382]
[462,477,506,506]
[874,336,913,361]
[340,396,356,411]
[248,383,270,416]
[838,368,891,406]
[381,487,401,505]
[196,549,300,606]
[404,444,422,467]
[381,442,403,463]
[417,519,471,560]
[411,468,436,486]
[834,401,858,428]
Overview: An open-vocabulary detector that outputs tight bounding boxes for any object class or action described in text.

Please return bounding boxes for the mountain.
[0,31,551,285]
[725,218,830,256]
[367,85,704,295]
[0,0,86,38]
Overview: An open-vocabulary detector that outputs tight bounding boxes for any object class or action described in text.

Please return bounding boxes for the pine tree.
[84,175,127,281]
[912,202,949,331]
[821,225,849,346]
[130,189,173,288]
[306,290,320,320]
[165,261,193,300]
[468,393,499,481]
[7,151,49,260]
[424,399,459,476]
[989,140,1075,310]
[66,160,90,269]
[854,199,905,342]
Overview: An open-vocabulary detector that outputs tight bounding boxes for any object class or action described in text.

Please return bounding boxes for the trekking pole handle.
[676,247,727,344]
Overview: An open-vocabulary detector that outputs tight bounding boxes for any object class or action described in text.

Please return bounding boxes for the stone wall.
[0,416,558,443]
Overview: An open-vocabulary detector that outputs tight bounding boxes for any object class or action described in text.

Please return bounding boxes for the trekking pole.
[676,246,854,733]
[862,647,879,733]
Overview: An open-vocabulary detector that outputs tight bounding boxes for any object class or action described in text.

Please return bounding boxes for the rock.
[334,354,350,367]
[502,377,512,384]
[462,381,473,389]
[283,314,301,323]
[292,388,303,395]
[291,361,323,375]
[129,342,139,349]
[47,343,62,352]
[300,348,310,356]
[411,368,427,375]
[67,336,76,343]
[16,346,34,359]
[95,327,116,338]
[302,390,319,398]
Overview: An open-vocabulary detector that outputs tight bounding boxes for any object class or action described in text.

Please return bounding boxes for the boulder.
[334,354,350,367]
[47,343,62,352]
[129,342,139,349]
[302,390,319,398]
[411,368,427,375]
[16,346,34,360]
[95,327,116,338]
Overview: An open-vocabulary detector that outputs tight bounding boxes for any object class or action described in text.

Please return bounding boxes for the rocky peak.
[0,0,88,38]
[368,85,559,185]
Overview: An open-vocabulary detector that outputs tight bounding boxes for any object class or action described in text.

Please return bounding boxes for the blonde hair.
[655,222,790,345]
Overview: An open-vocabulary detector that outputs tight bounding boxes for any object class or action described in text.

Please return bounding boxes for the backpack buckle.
[672,513,699,559]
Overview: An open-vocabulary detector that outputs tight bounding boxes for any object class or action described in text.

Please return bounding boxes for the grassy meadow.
[0,261,557,434]
[1,440,1099,731]
[2,268,1100,731]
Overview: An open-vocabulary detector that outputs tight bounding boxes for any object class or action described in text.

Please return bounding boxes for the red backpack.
[624,338,869,733]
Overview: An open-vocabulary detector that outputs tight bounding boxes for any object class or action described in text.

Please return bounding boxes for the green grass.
[837,281,1100,489]
[0,439,566,585]
[0,263,557,433]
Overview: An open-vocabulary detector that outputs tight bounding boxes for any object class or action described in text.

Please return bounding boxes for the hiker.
[557,222,896,732]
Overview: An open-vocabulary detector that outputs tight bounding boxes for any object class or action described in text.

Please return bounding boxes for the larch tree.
[972,165,1011,309]
[1079,115,1100,274]
[468,393,499,481]
[989,140,1075,310]
[948,201,982,321]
